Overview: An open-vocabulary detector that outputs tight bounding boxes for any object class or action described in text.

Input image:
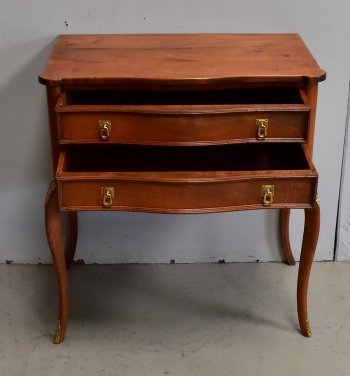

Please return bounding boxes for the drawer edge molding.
[58,203,314,213]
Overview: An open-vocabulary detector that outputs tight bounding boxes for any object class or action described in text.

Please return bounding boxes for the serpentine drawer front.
[39,34,325,343]
[56,88,310,145]
[56,144,317,212]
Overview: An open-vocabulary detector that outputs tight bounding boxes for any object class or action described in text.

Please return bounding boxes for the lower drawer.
[56,144,318,213]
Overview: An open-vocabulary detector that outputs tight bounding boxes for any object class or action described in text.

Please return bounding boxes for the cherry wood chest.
[39,34,325,343]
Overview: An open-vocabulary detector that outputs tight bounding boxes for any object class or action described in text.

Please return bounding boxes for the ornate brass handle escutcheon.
[99,120,112,140]
[261,185,275,206]
[101,187,114,208]
[256,119,268,139]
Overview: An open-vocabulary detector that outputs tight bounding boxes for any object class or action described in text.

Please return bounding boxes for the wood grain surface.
[39,34,326,86]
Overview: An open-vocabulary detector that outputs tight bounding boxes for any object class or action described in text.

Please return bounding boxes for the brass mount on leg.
[305,318,312,337]
[45,181,57,206]
[53,320,62,344]
[315,194,320,206]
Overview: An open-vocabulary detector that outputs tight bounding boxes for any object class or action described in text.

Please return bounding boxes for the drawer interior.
[63,88,305,106]
[60,144,313,173]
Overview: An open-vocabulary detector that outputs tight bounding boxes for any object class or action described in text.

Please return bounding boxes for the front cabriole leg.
[45,181,68,343]
[297,196,320,337]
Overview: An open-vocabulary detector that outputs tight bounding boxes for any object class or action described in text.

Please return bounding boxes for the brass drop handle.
[99,120,111,140]
[262,185,275,206]
[101,187,114,208]
[256,119,268,139]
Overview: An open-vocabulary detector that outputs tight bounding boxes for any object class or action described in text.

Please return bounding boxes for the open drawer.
[56,88,310,146]
[56,143,318,213]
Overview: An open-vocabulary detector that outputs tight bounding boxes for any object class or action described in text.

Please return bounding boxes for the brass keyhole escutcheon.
[256,119,268,139]
[261,185,275,206]
[99,120,112,140]
[101,187,114,208]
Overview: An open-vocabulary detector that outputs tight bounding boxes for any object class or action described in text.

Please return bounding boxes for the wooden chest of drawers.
[39,34,325,343]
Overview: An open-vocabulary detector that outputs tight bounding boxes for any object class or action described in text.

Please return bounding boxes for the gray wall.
[336,85,350,260]
[0,0,348,263]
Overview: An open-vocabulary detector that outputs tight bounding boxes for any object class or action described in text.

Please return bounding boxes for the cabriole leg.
[280,208,296,265]
[65,212,78,270]
[45,181,68,344]
[297,200,320,337]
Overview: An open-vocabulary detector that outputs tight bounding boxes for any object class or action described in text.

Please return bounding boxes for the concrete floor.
[0,262,349,376]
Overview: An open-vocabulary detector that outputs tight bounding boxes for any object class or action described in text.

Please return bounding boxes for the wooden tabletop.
[39,34,326,86]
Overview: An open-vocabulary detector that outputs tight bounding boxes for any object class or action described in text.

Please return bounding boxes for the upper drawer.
[56,88,310,146]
